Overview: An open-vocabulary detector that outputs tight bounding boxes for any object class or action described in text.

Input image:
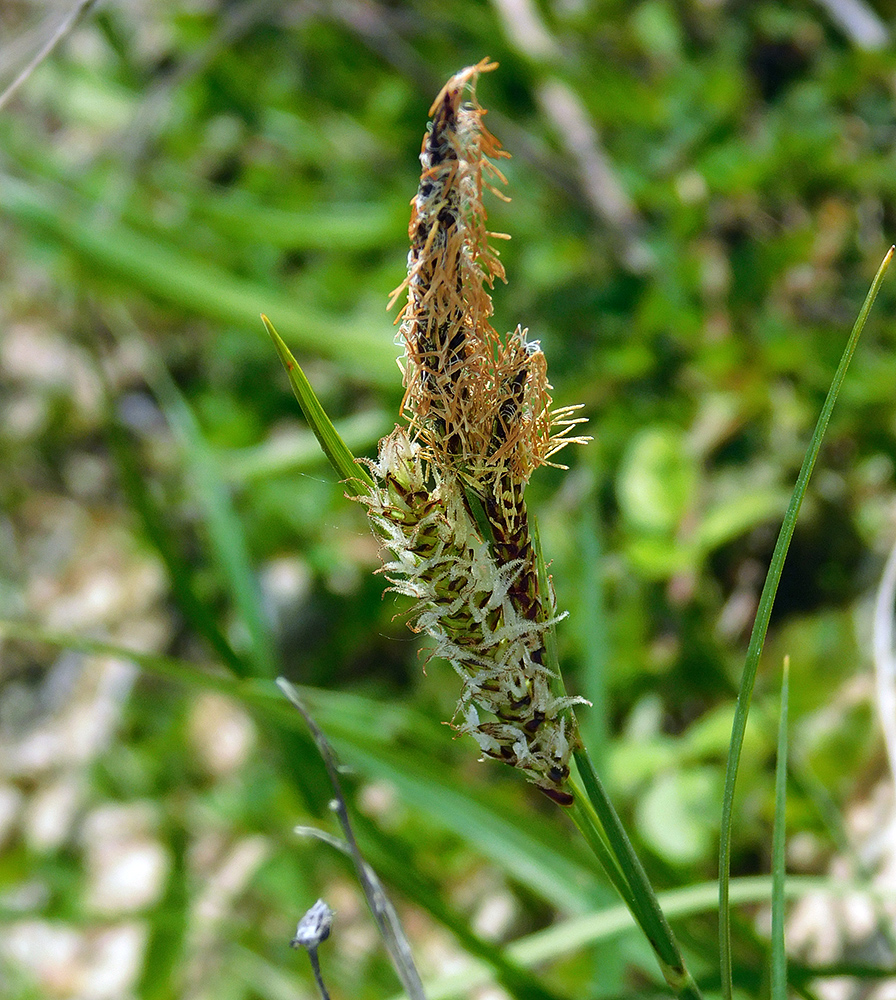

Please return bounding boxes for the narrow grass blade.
[383,876,896,1000]
[150,364,278,677]
[198,191,403,252]
[771,658,790,1000]
[575,470,610,769]
[263,314,374,497]
[105,392,250,677]
[0,175,398,385]
[771,717,896,957]
[750,696,896,958]
[567,788,634,902]
[719,246,894,1000]
[136,821,189,1000]
[573,750,704,1000]
[0,619,262,702]
[532,516,703,1000]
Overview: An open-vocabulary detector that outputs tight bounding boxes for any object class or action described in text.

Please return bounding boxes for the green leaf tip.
[262,313,374,497]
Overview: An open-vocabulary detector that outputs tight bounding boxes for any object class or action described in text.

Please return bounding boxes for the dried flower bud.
[291,899,334,950]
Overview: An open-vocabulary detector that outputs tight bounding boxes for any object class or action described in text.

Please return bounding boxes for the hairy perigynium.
[362,60,588,804]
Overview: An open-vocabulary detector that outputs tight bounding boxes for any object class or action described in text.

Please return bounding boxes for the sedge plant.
[0,53,889,1000]
[265,60,892,1000]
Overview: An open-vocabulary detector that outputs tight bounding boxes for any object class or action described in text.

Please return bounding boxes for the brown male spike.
[365,62,589,804]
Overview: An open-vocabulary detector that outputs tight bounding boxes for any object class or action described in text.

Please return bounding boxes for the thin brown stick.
[277,679,427,1000]
[0,0,98,112]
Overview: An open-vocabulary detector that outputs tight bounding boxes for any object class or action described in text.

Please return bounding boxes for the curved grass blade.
[531,519,704,1000]
[329,812,571,1000]
[149,363,278,677]
[572,751,703,1000]
[381,875,896,1000]
[0,619,270,707]
[719,246,894,1000]
[0,175,397,385]
[105,390,250,678]
[0,620,598,913]
[771,658,790,1000]
[263,314,374,498]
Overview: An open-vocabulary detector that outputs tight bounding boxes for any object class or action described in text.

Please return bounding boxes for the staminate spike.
[359,63,590,804]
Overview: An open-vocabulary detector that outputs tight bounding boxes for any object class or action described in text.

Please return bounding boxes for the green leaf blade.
[771,658,790,1000]
[263,314,374,497]
[718,246,894,1000]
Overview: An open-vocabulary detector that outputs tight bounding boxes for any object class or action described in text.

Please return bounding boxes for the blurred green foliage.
[3,1,896,997]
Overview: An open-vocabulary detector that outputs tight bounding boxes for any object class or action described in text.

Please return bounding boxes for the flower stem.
[573,748,705,1000]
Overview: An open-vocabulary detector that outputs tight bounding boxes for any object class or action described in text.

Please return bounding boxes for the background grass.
[2,1,896,998]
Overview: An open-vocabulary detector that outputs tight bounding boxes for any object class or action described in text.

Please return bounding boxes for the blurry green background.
[2,0,896,997]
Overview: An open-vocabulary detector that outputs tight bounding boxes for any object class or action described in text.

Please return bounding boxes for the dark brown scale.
[522,711,545,734]
[539,787,574,807]
[484,485,540,622]
[548,764,569,783]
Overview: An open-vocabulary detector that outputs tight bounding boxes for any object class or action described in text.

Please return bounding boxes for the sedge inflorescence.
[360,60,588,805]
